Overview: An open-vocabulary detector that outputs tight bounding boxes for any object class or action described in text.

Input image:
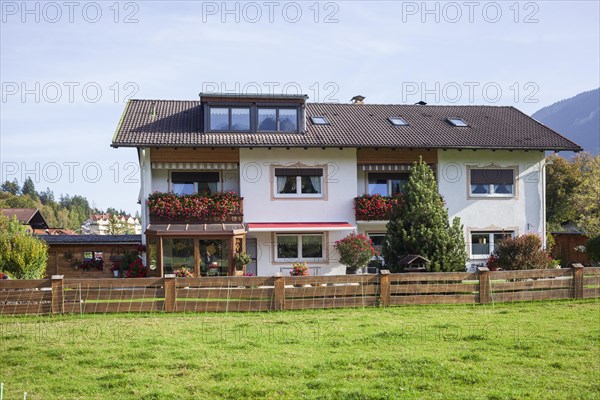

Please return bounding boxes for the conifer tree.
[383,158,467,272]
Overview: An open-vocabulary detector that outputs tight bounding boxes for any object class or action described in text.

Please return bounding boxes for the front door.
[246,238,258,276]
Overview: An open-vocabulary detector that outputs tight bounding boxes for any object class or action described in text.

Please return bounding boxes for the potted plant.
[174,267,194,277]
[335,233,378,274]
[234,252,251,276]
[110,262,121,277]
[78,258,104,272]
[290,262,309,287]
[290,262,309,276]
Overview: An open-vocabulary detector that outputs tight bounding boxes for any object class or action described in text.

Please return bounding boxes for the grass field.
[1,300,599,399]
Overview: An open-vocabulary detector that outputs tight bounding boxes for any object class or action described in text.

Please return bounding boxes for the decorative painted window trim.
[270,163,328,200]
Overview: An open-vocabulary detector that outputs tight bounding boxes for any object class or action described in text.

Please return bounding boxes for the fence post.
[478,267,491,304]
[570,263,584,299]
[379,270,391,307]
[273,273,285,311]
[50,275,64,315]
[164,274,176,312]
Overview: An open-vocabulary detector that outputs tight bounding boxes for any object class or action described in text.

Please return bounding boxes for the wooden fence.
[1,266,599,315]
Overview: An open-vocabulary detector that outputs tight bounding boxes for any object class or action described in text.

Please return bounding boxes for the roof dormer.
[199,93,307,134]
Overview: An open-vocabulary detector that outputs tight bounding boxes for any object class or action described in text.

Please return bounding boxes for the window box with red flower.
[354,194,403,221]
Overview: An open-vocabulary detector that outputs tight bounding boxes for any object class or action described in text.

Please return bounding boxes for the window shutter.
[172,172,220,183]
[274,168,323,177]
[471,169,513,185]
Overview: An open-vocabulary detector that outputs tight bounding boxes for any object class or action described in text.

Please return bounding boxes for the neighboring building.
[41,234,144,278]
[551,223,590,267]
[0,208,49,232]
[111,93,581,276]
[81,214,142,235]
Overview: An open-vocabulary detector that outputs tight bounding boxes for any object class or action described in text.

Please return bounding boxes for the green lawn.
[1,300,599,399]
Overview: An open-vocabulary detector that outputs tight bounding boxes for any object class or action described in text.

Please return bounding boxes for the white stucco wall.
[248,231,349,276]
[240,148,357,223]
[151,169,169,193]
[240,148,358,275]
[437,150,546,268]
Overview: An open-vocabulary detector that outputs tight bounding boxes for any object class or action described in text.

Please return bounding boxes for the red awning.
[247,222,355,232]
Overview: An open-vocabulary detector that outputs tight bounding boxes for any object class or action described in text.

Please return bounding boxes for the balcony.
[354,194,403,221]
[147,192,244,224]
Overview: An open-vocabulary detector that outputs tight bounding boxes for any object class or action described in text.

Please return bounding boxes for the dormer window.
[388,117,409,126]
[206,103,300,133]
[209,107,250,131]
[447,117,468,127]
[311,116,329,125]
[258,108,298,132]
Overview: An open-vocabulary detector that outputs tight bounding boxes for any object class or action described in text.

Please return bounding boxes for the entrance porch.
[145,223,246,276]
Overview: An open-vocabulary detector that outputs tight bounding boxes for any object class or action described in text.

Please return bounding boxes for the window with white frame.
[367,233,385,256]
[368,172,409,196]
[274,168,323,198]
[470,231,514,258]
[469,168,515,196]
[367,233,386,265]
[275,233,324,261]
[172,172,219,195]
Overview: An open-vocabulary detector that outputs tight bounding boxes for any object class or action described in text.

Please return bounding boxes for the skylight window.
[388,117,409,126]
[311,116,329,125]
[448,117,468,127]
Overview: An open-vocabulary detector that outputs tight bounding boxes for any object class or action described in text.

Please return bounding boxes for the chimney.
[350,95,366,104]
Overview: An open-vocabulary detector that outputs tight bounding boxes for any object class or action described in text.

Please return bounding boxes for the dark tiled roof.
[39,234,142,244]
[111,100,581,151]
[1,208,38,223]
[1,208,49,229]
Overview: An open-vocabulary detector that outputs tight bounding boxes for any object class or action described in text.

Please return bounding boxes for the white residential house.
[81,214,142,235]
[111,93,581,276]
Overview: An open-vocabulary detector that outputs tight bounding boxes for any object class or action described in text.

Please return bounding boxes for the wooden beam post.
[273,273,285,311]
[158,236,164,277]
[478,267,491,304]
[164,274,176,312]
[51,275,64,315]
[571,263,584,299]
[379,270,391,307]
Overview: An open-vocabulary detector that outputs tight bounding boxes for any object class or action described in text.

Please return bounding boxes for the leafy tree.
[546,152,600,237]
[546,154,581,231]
[21,177,39,200]
[6,194,37,209]
[1,179,20,195]
[106,207,129,216]
[107,214,134,234]
[38,187,55,205]
[0,215,48,279]
[383,159,467,272]
[572,153,600,237]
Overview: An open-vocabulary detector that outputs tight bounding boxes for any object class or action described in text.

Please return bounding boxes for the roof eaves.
[509,106,582,152]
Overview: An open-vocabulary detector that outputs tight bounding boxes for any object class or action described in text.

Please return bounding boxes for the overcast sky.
[1,0,599,214]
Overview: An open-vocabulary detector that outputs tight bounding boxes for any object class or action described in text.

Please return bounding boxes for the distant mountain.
[532,88,599,154]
